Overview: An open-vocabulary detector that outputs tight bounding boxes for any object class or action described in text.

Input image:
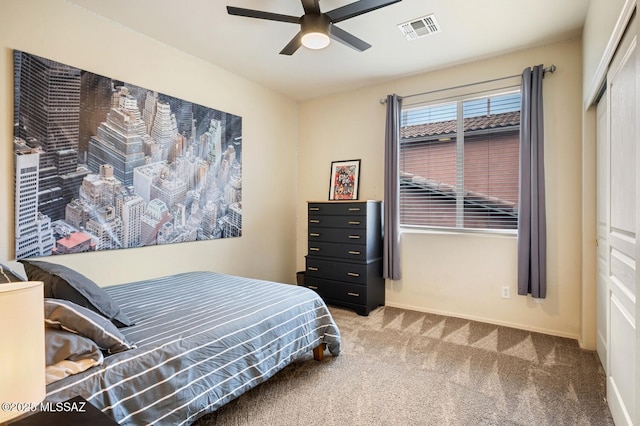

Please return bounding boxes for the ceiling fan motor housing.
[301,13,330,33]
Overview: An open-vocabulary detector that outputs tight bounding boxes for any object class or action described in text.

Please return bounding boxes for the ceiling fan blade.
[326,0,402,24]
[226,6,300,24]
[301,0,321,15]
[329,25,371,52]
[280,32,303,55]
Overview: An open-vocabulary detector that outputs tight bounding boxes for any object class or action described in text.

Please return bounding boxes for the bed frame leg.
[313,344,325,361]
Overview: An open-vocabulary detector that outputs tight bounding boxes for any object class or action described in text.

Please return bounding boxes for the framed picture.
[329,159,361,200]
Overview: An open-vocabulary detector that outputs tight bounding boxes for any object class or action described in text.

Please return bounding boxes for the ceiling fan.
[227,0,402,55]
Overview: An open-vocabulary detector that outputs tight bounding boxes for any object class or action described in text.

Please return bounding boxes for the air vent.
[398,14,441,41]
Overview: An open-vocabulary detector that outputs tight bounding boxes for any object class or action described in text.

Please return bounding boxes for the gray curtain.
[383,94,402,280]
[517,65,547,298]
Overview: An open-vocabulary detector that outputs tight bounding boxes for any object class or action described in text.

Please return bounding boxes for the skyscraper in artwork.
[14,51,82,221]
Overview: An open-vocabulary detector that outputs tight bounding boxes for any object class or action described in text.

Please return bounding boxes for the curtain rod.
[379,64,557,104]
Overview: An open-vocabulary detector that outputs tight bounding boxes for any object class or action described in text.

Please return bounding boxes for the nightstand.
[8,396,119,426]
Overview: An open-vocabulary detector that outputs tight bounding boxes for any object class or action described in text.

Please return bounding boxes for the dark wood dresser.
[303,201,384,316]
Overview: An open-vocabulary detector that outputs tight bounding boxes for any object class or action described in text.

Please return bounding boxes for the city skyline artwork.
[13,50,242,259]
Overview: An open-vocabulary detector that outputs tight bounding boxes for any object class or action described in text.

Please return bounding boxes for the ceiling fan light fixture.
[300,14,331,50]
[301,31,330,49]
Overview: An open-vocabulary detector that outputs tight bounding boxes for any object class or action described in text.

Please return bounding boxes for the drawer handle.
[308,285,319,290]
[348,251,361,255]
[347,292,360,297]
[348,208,361,211]
[308,267,319,271]
[310,247,320,251]
[310,219,320,223]
[309,233,320,237]
[348,235,361,239]
[348,221,361,225]
[309,207,320,211]
[347,272,360,277]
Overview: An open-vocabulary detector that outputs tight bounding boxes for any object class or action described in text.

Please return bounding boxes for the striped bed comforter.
[44,271,341,425]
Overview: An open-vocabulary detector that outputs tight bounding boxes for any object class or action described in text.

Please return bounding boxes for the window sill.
[399,225,517,239]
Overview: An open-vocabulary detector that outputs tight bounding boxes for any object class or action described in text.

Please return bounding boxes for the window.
[399,91,521,231]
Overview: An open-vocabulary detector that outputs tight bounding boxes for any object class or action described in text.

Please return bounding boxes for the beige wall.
[298,38,586,342]
[0,0,299,285]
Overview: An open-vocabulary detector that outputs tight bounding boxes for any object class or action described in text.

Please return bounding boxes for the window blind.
[399,91,521,231]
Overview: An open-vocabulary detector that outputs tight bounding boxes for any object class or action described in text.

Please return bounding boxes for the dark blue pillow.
[20,259,133,327]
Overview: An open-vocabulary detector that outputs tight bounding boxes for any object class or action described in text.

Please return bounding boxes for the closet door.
[603,13,637,425]
[596,93,608,368]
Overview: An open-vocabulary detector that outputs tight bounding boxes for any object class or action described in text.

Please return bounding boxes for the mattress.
[44,271,341,425]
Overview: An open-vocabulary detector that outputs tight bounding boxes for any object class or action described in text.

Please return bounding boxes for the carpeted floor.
[194,306,614,426]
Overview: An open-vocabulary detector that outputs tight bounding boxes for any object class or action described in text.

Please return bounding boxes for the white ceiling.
[67,0,589,101]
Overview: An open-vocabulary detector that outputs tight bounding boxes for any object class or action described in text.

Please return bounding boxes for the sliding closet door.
[603,13,637,425]
[596,93,608,368]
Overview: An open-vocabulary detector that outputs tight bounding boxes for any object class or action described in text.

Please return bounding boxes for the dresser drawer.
[304,277,366,305]
[308,227,366,244]
[308,202,366,216]
[305,257,367,284]
[308,214,366,228]
[307,241,367,260]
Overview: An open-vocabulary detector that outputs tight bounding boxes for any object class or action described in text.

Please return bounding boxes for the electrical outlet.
[501,286,510,299]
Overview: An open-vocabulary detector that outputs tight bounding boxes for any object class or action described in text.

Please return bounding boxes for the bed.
[8,261,341,425]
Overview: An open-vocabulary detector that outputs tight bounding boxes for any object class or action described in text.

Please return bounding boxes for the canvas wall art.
[13,50,242,259]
